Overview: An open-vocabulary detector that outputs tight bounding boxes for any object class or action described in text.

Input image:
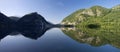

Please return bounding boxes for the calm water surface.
[0,28,120,52]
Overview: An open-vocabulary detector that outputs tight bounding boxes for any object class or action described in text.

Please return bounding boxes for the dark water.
[0,28,120,52]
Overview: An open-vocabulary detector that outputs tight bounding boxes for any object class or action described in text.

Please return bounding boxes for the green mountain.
[62,6,110,24]
[61,5,120,48]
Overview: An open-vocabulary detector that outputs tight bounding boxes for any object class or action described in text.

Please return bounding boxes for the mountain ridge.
[62,5,120,24]
[61,4,120,48]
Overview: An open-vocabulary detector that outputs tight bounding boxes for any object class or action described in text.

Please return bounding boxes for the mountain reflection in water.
[0,12,70,40]
[0,12,73,41]
[0,12,120,52]
[0,12,53,40]
[61,27,120,49]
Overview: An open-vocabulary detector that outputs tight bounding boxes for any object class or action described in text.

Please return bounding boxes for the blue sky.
[0,0,120,23]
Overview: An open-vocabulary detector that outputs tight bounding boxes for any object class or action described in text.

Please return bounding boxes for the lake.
[0,28,120,52]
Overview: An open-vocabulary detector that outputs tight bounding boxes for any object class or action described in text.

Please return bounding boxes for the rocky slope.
[61,5,120,48]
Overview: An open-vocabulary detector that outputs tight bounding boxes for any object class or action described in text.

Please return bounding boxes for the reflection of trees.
[62,28,120,48]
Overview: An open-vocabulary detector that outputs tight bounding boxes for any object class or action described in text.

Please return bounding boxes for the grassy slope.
[61,5,120,48]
